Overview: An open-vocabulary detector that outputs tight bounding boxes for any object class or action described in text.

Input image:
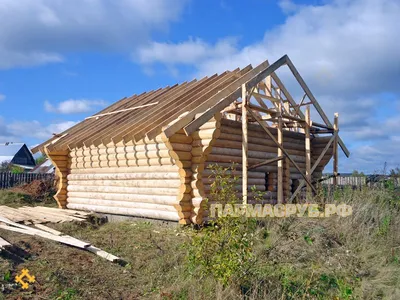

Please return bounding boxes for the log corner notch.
[189,112,222,224]
[44,147,69,208]
[160,130,194,225]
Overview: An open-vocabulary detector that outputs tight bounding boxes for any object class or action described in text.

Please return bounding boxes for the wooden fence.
[321,176,399,189]
[0,172,55,189]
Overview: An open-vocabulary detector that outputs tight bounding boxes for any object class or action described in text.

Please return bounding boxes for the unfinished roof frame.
[32,54,348,206]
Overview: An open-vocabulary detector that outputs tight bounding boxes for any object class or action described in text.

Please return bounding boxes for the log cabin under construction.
[32,55,349,224]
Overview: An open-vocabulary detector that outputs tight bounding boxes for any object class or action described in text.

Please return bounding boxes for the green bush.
[186,164,257,286]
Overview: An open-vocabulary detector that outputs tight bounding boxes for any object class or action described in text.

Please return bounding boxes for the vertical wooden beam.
[333,113,339,187]
[265,76,272,96]
[277,102,283,203]
[305,105,312,199]
[242,84,248,205]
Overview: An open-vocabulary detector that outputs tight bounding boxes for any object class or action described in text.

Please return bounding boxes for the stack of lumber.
[0,206,90,224]
[0,215,123,264]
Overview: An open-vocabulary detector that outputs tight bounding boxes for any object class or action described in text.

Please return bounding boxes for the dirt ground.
[0,187,399,299]
[0,220,186,300]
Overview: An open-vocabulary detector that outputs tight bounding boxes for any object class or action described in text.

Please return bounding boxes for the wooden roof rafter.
[177,55,349,157]
[32,54,349,159]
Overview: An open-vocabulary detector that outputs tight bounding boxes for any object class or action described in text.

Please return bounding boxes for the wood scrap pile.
[0,215,125,265]
[0,206,90,224]
[0,236,11,252]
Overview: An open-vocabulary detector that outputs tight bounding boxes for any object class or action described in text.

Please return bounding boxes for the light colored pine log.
[71,150,191,161]
[67,198,192,212]
[67,179,181,189]
[277,102,283,203]
[218,133,305,151]
[211,139,306,156]
[67,191,191,205]
[66,203,181,221]
[67,172,180,181]
[191,128,221,140]
[242,84,248,205]
[305,105,312,199]
[67,185,183,196]
[333,113,339,186]
[209,146,306,162]
[69,165,179,173]
[220,124,305,145]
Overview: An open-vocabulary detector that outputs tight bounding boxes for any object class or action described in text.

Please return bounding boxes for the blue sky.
[0,0,399,173]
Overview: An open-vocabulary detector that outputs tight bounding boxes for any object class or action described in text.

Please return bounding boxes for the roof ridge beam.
[177,55,287,137]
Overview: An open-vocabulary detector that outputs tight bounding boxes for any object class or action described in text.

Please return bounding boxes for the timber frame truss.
[32,54,348,204]
[167,55,349,203]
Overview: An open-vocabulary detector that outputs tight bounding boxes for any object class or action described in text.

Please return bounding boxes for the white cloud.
[45,99,107,114]
[0,0,188,69]
[7,120,76,140]
[278,0,301,14]
[134,0,400,173]
[135,37,238,66]
[0,94,5,101]
[137,0,400,97]
[0,115,76,143]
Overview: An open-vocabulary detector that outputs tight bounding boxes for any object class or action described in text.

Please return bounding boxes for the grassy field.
[0,186,399,299]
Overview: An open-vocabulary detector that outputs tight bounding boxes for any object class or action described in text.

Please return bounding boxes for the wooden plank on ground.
[0,236,11,249]
[0,215,123,264]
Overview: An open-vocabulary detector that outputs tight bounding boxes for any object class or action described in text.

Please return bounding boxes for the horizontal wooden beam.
[251,92,281,102]
[248,103,276,114]
[248,155,284,170]
[85,102,159,120]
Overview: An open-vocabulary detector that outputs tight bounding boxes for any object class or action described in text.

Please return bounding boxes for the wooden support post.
[283,157,291,200]
[289,135,335,202]
[305,105,312,199]
[333,113,339,187]
[277,102,283,203]
[242,84,248,205]
[247,109,318,195]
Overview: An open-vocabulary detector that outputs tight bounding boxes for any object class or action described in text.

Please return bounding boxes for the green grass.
[0,187,399,299]
[0,189,56,208]
[0,190,36,208]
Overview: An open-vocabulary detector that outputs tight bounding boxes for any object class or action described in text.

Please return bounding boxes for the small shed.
[32,55,349,224]
[0,142,36,171]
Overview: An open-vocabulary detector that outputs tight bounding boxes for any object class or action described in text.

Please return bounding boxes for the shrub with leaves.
[186,164,258,286]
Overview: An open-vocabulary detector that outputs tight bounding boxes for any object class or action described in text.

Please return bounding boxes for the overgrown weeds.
[1,166,399,299]
[181,166,400,299]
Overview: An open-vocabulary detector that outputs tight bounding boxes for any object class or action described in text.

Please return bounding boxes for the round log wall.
[65,131,193,223]
[47,115,335,225]
[193,118,333,223]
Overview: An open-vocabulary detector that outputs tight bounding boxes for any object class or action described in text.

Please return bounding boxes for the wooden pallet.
[0,206,90,224]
